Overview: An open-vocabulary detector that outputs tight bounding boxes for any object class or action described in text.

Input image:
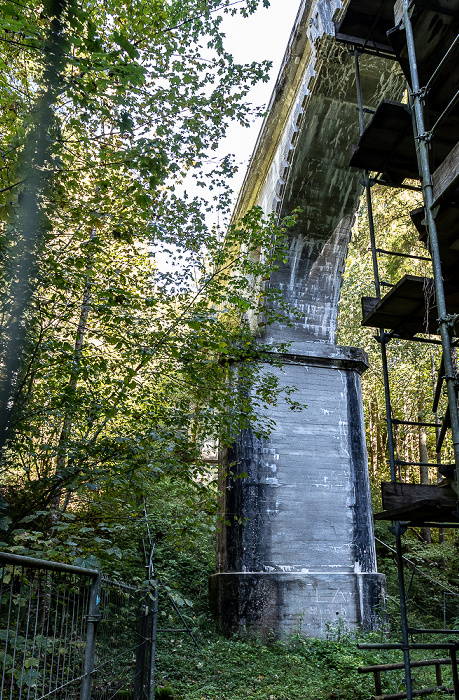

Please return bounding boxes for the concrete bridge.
[209,0,405,637]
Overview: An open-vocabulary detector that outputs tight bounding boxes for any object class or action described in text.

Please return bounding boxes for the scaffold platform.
[387,0,459,117]
[361,275,459,337]
[334,0,396,54]
[349,100,459,184]
[374,482,458,524]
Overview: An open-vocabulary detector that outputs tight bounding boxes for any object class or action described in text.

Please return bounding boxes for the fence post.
[80,573,101,700]
[134,579,158,700]
[148,579,158,700]
[134,598,148,699]
[450,642,459,700]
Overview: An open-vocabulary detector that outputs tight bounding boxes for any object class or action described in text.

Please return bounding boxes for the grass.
[149,525,459,700]
[153,623,457,700]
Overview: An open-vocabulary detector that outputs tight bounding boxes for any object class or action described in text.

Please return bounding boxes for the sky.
[217,0,301,201]
[154,0,301,268]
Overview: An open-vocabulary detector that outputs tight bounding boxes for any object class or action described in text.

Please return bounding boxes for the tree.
[0,0,271,441]
[0,0,305,572]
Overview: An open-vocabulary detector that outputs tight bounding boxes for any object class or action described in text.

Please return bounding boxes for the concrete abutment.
[210,572,386,638]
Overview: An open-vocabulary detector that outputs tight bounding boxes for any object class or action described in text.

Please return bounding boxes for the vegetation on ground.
[153,625,458,700]
[148,515,459,700]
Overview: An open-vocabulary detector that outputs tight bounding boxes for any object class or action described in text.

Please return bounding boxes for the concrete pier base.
[213,343,385,638]
[209,571,386,638]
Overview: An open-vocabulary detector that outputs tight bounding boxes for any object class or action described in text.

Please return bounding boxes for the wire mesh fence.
[0,553,97,699]
[91,579,148,700]
[0,552,159,700]
[405,569,459,630]
[376,537,459,630]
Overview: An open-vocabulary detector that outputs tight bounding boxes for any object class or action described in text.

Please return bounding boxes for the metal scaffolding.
[335,0,459,697]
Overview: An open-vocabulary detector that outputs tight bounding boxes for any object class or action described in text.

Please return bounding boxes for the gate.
[0,552,153,699]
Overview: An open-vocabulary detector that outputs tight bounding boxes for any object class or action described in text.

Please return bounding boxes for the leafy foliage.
[152,625,459,699]
[0,0,305,572]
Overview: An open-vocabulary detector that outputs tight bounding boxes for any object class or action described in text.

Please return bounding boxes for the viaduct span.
[209,0,405,637]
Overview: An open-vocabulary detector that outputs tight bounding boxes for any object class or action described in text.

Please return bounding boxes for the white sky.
[154,0,301,269]
[217,0,301,202]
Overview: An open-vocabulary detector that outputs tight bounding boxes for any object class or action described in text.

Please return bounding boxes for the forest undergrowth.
[153,630,457,700]
[148,503,459,700]
[150,526,459,700]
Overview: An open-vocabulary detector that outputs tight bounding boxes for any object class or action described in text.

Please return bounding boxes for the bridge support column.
[210,343,385,638]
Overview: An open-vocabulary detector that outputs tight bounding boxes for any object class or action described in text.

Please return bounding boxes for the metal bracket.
[415,131,432,143]
[440,375,459,395]
[438,313,459,330]
[431,204,440,220]
[400,0,416,25]
[374,333,393,345]
[87,614,102,623]
[411,87,429,102]
[354,107,375,115]
[389,523,408,536]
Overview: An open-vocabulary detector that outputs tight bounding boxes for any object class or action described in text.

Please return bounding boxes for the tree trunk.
[419,416,431,543]
[368,398,376,477]
[0,0,68,452]
[431,352,445,551]
[375,393,385,478]
[48,229,96,528]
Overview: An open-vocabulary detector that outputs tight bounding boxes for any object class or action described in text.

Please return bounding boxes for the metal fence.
[0,552,156,700]
[376,537,459,629]
[92,578,151,700]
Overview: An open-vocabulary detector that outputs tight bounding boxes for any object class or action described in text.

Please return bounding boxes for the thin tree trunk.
[375,394,385,478]
[0,0,68,451]
[368,398,376,477]
[48,229,96,527]
[419,410,431,543]
[431,352,445,554]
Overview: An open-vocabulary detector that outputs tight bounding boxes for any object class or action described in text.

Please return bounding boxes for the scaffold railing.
[335,0,459,696]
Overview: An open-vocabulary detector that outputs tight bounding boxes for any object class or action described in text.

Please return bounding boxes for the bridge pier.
[210,343,385,637]
[211,0,404,637]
